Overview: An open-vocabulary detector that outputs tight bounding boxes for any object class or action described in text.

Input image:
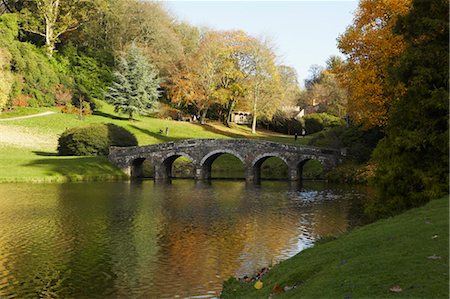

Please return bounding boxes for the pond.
[0,180,368,298]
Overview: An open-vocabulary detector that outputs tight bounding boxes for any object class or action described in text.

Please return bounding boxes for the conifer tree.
[105,44,160,120]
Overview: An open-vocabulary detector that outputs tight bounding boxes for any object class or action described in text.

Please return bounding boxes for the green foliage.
[260,110,303,135]
[20,0,100,55]
[0,47,13,110]
[58,44,112,104]
[326,161,374,184]
[0,13,18,40]
[371,0,449,217]
[308,125,383,163]
[57,123,138,156]
[304,115,323,134]
[302,113,344,135]
[0,13,66,106]
[105,44,160,119]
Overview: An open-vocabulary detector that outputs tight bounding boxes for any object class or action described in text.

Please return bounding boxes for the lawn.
[221,196,449,298]
[0,104,322,182]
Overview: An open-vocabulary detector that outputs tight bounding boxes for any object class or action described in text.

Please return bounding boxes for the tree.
[242,36,281,134]
[309,72,347,117]
[337,0,411,128]
[370,0,449,216]
[278,65,301,107]
[167,30,233,124]
[304,64,324,91]
[299,59,348,117]
[215,31,252,126]
[105,44,160,120]
[20,0,99,56]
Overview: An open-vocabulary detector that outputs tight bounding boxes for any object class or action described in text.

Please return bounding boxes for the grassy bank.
[0,104,321,182]
[221,196,449,298]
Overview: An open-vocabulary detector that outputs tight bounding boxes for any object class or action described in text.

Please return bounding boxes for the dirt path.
[0,111,56,121]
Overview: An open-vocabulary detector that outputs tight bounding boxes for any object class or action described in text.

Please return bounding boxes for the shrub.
[326,162,376,184]
[11,94,30,107]
[58,123,138,156]
[308,126,346,148]
[54,84,72,106]
[304,115,323,134]
[259,110,304,135]
[308,125,384,163]
[302,113,344,135]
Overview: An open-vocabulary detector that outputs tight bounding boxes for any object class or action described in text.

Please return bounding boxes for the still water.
[0,180,367,298]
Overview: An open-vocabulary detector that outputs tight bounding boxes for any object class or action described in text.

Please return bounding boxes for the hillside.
[0,104,317,182]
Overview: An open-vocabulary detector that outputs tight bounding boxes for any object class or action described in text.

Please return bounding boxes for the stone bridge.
[108,138,343,181]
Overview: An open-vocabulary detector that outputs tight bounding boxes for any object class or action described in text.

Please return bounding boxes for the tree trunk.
[45,20,54,57]
[200,107,208,125]
[224,99,235,127]
[251,87,258,134]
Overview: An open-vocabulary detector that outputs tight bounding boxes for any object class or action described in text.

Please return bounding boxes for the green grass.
[221,196,449,298]
[0,103,322,182]
[0,145,127,182]
[0,107,57,118]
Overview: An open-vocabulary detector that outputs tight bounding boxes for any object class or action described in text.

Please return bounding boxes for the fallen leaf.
[271,284,284,293]
[427,254,442,260]
[389,285,402,293]
[254,280,263,290]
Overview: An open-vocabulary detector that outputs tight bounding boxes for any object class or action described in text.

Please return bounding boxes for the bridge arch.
[251,153,289,181]
[199,150,245,180]
[156,152,197,180]
[130,157,146,178]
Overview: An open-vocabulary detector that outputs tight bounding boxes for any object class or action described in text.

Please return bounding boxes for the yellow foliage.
[337,0,411,128]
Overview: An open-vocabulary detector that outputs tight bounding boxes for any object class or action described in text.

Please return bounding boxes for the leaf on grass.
[254,280,263,290]
[389,285,402,293]
[271,284,284,293]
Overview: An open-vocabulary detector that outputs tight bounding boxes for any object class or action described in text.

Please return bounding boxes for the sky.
[163,1,358,86]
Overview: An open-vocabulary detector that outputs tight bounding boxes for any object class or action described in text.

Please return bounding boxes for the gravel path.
[0,111,56,121]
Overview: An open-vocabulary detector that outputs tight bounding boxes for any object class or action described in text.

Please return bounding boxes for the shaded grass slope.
[221,196,449,298]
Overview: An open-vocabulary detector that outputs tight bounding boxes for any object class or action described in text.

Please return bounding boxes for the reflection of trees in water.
[0,181,367,298]
[0,184,75,298]
[148,181,356,296]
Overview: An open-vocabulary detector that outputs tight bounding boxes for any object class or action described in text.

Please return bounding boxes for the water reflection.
[0,180,367,298]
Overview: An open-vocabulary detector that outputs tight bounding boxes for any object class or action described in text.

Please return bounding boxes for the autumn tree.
[370,0,449,216]
[20,0,100,56]
[299,59,348,117]
[337,0,411,128]
[241,36,281,134]
[278,65,301,107]
[167,30,246,125]
[215,31,253,126]
[105,44,160,120]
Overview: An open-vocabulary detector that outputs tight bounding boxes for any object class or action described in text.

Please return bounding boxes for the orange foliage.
[12,94,31,107]
[337,0,411,128]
